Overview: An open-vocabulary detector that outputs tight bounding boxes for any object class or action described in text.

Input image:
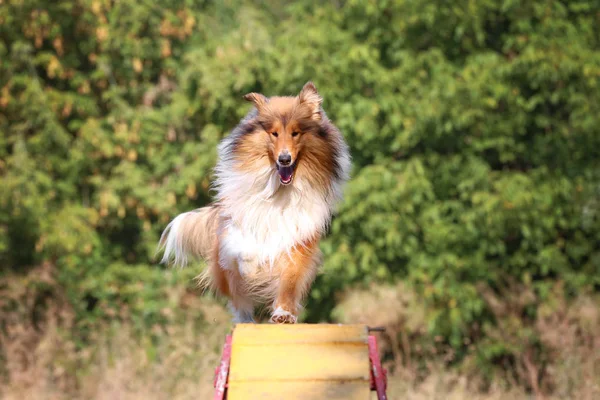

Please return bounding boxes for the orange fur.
[273,236,321,316]
[238,88,338,186]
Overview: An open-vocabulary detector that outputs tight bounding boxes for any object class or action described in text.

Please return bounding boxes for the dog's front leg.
[270,237,320,324]
[216,235,256,323]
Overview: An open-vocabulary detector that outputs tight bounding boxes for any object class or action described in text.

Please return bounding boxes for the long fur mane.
[212,101,351,267]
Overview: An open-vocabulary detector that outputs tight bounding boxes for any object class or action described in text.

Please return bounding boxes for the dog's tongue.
[278,166,293,183]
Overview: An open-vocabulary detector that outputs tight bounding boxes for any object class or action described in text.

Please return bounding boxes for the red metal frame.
[368,334,388,400]
[213,334,232,400]
[213,332,388,399]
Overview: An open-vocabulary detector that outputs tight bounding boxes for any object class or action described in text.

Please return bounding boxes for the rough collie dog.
[158,82,350,324]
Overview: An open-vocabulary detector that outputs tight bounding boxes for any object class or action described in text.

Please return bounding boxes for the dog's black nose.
[278,153,292,166]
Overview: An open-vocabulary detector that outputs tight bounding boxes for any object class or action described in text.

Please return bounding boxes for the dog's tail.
[158,205,220,267]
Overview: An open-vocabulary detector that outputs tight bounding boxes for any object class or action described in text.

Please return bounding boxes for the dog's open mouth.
[276,163,296,185]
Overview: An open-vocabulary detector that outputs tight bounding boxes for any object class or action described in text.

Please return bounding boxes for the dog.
[158,82,351,323]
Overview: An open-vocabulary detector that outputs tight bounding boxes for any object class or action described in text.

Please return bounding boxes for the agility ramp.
[213,324,387,400]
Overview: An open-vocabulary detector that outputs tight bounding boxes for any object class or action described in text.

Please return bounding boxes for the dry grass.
[0,264,232,400]
[2,303,231,400]
[335,282,600,400]
[385,368,530,400]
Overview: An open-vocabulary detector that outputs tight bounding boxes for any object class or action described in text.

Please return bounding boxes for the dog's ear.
[299,81,322,120]
[243,92,268,111]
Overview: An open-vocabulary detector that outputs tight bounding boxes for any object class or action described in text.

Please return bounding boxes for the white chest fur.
[216,168,333,273]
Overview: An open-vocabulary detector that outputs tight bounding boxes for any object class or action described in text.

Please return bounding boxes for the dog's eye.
[272,132,278,137]
[292,131,299,137]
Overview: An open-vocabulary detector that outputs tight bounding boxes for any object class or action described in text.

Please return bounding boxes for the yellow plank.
[229,343,369,381]
[227,380,370,400]
[227,324,371,400]
[231,323,369,345]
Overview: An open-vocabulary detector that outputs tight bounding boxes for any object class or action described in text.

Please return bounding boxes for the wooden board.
[227,324,371,400]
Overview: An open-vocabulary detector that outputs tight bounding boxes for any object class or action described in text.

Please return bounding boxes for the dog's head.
[243,82,323,186]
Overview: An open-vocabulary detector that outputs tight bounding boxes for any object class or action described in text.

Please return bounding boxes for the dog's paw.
[270,307,297,324]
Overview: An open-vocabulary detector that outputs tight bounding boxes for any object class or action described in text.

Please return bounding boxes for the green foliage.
[1,0,599,388]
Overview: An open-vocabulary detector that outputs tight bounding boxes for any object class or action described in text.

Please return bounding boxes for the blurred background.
[1,1,599,399]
